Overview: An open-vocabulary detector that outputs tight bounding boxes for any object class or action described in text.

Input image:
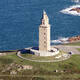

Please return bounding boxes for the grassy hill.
[0,41,80,80]
[0,52,80,80]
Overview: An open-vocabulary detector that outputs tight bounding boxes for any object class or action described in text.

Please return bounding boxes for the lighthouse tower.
[39,11,50,51]
[30,11,59,56]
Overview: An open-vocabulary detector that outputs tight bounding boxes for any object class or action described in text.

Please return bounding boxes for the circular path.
[17,51,71,62]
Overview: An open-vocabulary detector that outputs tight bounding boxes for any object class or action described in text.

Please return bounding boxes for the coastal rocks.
[70,7,80,13]
[60,5,80,16]
[22,65,33,70]
[1,63,33,75]
[68,36,80,42]
[17,65,33,71]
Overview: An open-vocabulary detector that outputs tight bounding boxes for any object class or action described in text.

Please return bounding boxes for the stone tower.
[39,11,50,51]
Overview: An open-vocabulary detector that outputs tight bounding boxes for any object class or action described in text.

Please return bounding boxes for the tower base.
[30,47,59,56]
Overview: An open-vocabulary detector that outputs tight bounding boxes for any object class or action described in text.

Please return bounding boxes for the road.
[53,45,80,54]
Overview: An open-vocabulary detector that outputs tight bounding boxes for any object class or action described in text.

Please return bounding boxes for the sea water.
[0,0,80,50]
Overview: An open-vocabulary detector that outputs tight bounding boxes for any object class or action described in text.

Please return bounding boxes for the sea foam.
[51,37,69,44]
[72,0,80,3]
[60,5,80,16]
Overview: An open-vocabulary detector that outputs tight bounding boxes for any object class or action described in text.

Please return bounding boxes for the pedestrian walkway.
[17,51,71,62]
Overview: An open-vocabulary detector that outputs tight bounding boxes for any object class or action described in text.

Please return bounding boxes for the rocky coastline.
[0,36,80,54]
[68,35,80,42]
[70,7,80,13]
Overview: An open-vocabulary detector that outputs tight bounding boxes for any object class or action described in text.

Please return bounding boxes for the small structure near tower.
[30,11,59,56]
[39,11,50,51]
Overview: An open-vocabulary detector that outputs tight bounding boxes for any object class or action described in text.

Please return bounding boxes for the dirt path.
[53,45,80,54]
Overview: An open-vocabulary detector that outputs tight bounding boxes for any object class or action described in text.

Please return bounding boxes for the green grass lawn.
[77,48,80,51]
[0,53,80,80]
[64,41,80,46]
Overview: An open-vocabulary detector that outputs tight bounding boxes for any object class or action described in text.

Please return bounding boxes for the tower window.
[44,41,46,43]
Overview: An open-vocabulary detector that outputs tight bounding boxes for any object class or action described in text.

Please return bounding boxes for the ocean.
[0,0,80,50]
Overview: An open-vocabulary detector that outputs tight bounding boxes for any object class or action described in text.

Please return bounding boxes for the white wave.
[72,0,80,3]
[51,37,69,44]
[60,5,80,16]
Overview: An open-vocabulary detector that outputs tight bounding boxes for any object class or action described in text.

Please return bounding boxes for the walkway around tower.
[17,51,71,62]
[17,45,80,62]
[53,45,80,54]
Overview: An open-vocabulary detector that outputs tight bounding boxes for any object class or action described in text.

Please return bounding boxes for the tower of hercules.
[39,11,50,51]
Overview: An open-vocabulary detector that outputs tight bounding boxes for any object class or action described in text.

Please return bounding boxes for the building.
[30,11,59,56]
[39,11,50,51]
